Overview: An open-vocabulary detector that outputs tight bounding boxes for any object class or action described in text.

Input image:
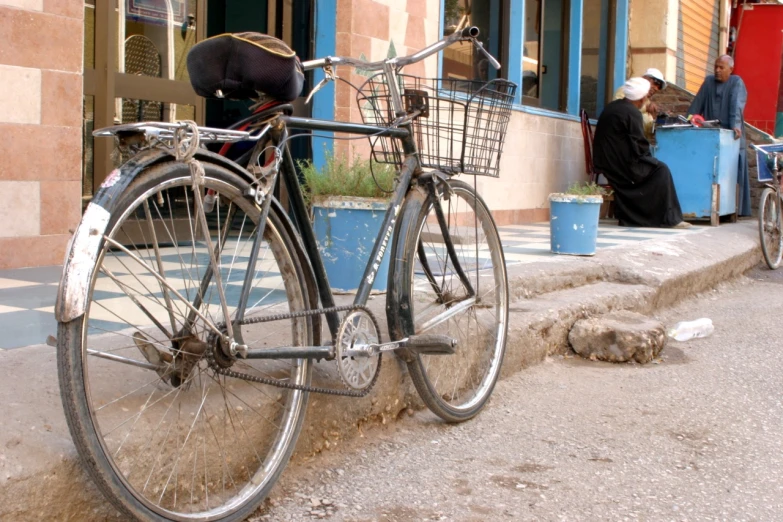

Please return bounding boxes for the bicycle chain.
[205,304,381,397]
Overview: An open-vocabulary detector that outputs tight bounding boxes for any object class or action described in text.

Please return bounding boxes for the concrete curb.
[0,221,761,520]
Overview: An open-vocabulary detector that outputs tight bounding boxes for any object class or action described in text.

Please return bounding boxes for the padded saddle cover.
[187,32,304,102]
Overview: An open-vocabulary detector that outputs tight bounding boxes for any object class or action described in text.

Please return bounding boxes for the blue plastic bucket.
[549,194,603,256]
[312,196,391,293]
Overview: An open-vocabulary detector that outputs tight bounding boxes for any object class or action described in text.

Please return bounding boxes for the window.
[83,0,312,199]
[523,0,569,111]
[580,0,615,116]
[442,0,505,81]
[523,0,540,98]
[83,0,206,197]
[439,0,629,116]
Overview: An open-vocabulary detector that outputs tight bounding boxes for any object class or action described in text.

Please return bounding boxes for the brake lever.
[472,39,501,70]
[305,78,330,105]
[305,63,337,105]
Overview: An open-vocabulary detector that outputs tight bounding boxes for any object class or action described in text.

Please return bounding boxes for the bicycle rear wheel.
[388,178,508,422]
[58,160,314,521]
[759,187,783,269]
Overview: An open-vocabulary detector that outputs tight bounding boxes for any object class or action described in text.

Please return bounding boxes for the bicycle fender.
[385,185,428,362]
[55,149,260,323]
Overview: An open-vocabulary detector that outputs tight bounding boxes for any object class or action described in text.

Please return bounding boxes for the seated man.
[614,68,667,141]
[593,77,691,229]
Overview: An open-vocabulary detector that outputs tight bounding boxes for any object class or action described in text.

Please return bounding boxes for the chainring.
[204,304,382,397]
[335,309,382,391]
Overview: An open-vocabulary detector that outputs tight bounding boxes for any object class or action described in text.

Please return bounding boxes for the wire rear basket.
[357,75,517,177]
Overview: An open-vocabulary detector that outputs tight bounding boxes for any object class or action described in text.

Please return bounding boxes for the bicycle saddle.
[187,32,304,102]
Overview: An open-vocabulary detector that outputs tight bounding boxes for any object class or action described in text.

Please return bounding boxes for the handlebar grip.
[462,26,480,38]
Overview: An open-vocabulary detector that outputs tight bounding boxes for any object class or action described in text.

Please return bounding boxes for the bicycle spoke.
[143,200,179,333]
[63,158,313,519]
[403,181,507,421]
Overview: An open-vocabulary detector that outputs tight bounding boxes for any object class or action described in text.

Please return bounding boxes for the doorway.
[82,0,313,202]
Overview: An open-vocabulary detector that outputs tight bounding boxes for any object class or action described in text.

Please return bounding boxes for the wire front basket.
[357,75,517,177]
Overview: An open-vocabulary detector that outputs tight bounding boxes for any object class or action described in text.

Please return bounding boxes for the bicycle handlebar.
[300,25,499,73]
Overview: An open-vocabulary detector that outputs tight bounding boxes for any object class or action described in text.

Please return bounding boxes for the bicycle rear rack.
[93,121,270,144]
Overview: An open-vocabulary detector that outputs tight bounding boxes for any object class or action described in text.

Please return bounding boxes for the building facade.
[0,0,84,270]
[3,0,710,270]
[627,0,728,92]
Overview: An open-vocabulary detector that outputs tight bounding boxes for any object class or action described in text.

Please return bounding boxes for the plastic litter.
[667,318,714,341]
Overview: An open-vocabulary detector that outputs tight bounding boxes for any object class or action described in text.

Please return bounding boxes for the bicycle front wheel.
[58,160,314,521]
[759,187,783,269]
[389,178,508,422]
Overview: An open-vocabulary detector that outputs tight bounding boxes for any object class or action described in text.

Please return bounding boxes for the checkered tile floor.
[496,222,699,263]
[0,221,698,350]
[85,241,287,336]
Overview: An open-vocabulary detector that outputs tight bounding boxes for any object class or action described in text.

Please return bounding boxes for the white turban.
[622,77,650,101]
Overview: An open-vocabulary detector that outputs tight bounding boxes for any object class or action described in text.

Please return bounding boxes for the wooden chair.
[580,109,614,219]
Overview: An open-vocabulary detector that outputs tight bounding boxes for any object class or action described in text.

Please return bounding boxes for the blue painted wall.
[507,0,525,105]
[312,0,337,169]
[566,0,583,116]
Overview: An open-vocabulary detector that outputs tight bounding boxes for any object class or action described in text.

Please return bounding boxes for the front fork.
[418,174,476,304]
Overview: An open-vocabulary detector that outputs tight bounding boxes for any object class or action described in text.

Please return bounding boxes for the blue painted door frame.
[504,0,628,116]
[312,0,337,169]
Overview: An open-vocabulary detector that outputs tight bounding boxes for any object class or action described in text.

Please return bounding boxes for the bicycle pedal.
[402,334,457,355]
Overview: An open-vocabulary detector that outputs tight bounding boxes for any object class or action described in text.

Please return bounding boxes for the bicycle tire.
[387,178,508,422]
[759,187,783,270]
[58,159,314,521]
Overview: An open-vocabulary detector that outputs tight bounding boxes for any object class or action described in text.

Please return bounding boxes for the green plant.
[564,181,612,197]
[298,152,397,207]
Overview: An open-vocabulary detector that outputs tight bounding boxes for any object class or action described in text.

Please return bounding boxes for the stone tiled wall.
[650,84,694,119]
[334,0,444,159]
[0,0,83,269]
[480,112,587,225]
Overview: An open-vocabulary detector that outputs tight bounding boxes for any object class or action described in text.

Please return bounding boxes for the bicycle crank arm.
[343,334,457,358]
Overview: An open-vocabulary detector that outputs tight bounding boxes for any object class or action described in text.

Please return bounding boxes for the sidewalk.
[0,220,760,520]
[0,221,698,350]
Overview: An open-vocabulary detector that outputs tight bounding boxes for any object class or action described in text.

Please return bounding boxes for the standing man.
[688,55,750,216]
[614,68,667,141]
[594,78,690,229]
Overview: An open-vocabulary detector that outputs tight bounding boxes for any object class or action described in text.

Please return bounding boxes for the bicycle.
[759,151,783,269]
[56,27,515,521]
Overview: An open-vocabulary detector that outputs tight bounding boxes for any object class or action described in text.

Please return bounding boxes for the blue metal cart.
[654,127,740,226]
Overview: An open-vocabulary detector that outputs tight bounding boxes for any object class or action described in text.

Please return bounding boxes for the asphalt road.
[249,264,783,521]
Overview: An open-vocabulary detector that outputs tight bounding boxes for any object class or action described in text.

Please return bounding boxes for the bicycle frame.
[218,28,492,358]
[82,25,492,362]
[227,111,476,360]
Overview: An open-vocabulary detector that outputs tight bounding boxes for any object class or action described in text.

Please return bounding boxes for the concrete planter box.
[548,193,603,256]
[312,196,391,293]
